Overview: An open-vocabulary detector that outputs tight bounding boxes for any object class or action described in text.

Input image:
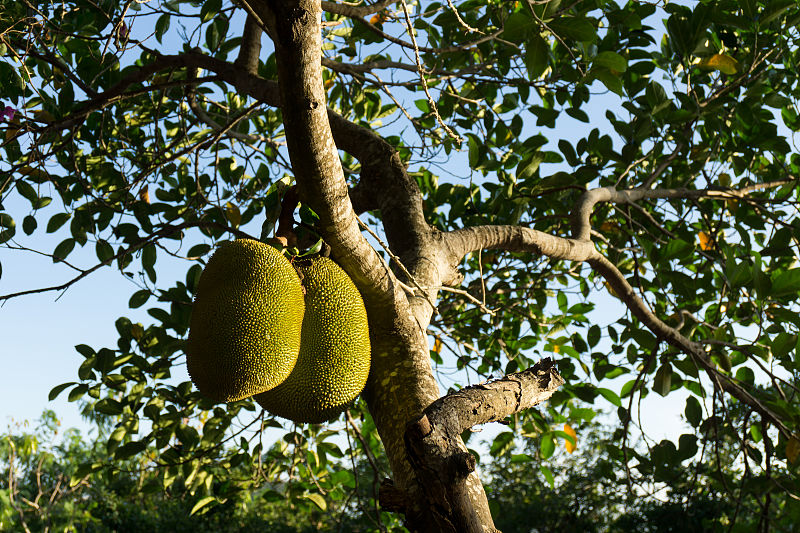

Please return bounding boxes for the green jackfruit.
[256,256,370,423]
[187,239,304,402]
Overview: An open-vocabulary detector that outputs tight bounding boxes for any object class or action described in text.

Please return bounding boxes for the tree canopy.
[2,0,800,530]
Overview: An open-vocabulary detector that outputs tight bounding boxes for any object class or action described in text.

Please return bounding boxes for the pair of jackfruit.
[186,238,370,423]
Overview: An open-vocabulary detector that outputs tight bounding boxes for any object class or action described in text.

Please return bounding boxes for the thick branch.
[441,220,794,436]
[404,358,563,533]
[0,221,253,302]
[28,49,430,266]
[255,0,402,313]
[444,224,598,264]
[234,15,263,74]
[320,0,395,17]
[24,47,432,299]
[587,253,792,437]
[572,181,796,241]
[422,357,563,436]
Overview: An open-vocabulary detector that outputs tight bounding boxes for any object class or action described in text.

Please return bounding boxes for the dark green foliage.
[0,411,400,532]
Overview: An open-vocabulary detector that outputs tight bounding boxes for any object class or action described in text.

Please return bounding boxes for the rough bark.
[404,358,564,533]
[252,1,501,530]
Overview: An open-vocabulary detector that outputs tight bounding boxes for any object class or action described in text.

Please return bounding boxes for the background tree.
[2,0,800,531]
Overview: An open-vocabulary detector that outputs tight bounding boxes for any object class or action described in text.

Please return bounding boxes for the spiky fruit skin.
[187,239,304,402]
[256,256,371,423]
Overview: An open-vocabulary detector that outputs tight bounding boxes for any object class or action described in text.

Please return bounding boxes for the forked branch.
[403,358,563,533]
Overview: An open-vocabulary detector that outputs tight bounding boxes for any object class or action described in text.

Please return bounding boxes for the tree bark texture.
[253,1,508,530]
[404,359,564,533]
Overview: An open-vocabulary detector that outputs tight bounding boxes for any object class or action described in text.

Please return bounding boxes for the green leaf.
[53,238,75,262]
[653,362,672,396]
[206,17,227,50]
[593,51,628,72]
[771,269,800,297]
[540,433,555,459]
[761,0,794,24]
[540,465,555,487]
[200,0,221,23]
[753,255,771,299]
[0,225,16,244]
[94,398,123,415]
[155,14,171,43]
[558,139,579,166]
[587,325,601,348]
[594,69,624,96]
[548,17,596,42]
[468,134,480,168]
[129,290,151,309]
[685,396,702,426]
[46,213,70,233]
[16,179,38,205]
[49,382,76,401]
[22,215,37,235]
[597,387,621,407]
[516,152,544,180]
[114,440,147,460]
[0,213,14,229]
[70,462,103,487]
[525,34,549,79]
[503,12,536,44]
[68,384,88,402]
[95,239,114,262]
[75,344,95,358]
[142,244,157,282]
[490,431,514,456]
[678,434,698,460]
[772,333,796,360]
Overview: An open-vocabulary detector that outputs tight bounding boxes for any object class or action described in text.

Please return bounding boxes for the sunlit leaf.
[697,54,739,75]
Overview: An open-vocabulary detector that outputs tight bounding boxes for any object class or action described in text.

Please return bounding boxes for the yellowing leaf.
[305,493,327,511]
[564,423,577,453]
[224,202,241,227]
[787,437,800,464]
[131,323,145,340]
[552,345,560,353]
[718,173,731,187]
[432,337,442,355]
[190,496,217,515]
[698,231,713,251]
[139,185,150,204]
[34,109,55,122]
[698,54,739,75]
[599,221,618,233]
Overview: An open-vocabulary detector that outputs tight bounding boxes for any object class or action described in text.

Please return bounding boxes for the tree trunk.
[253,1,563,530]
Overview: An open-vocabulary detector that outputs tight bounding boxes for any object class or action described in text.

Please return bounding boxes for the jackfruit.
[187,239,304,402]
[255,256,370,423]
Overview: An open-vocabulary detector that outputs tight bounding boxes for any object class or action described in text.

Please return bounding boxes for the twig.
[399,0,462,143]
[354,213,439,315]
